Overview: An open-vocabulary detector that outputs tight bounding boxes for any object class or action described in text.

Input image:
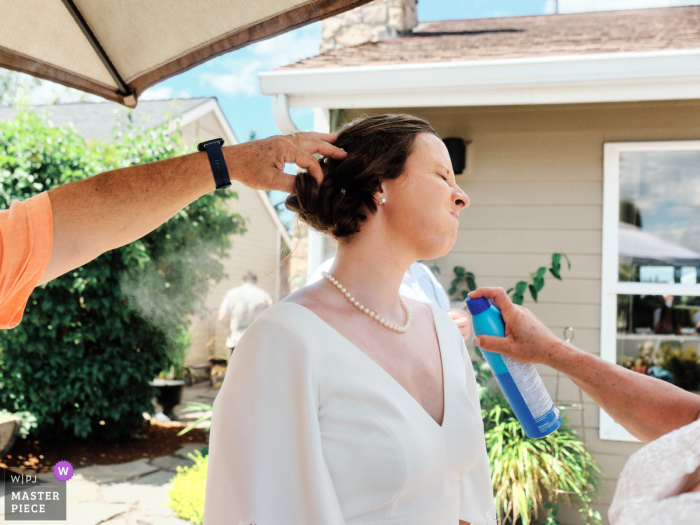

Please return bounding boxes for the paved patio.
[0,382,219,525]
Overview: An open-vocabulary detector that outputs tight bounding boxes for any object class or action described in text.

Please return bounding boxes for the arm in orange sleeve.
[0,192,53,329]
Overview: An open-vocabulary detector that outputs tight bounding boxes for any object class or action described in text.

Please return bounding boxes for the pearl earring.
[379,197,386,204]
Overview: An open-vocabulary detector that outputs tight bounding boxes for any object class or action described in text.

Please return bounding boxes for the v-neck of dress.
[281,301,448,429]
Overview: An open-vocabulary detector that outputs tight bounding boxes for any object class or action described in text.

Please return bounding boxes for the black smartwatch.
[197,138,231,190]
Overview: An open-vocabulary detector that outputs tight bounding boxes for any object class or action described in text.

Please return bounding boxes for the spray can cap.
[465,296,491,315]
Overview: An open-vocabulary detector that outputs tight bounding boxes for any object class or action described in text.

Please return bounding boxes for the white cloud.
[200,59,263,96]
[140,86,174,100]
[178,90,191,98]
[198,23,320,98]
[251,24,320,69]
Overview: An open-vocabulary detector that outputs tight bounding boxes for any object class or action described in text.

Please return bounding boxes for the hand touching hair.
[285,114,438,239]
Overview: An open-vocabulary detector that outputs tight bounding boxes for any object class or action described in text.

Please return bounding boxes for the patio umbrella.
[0,0,371,107]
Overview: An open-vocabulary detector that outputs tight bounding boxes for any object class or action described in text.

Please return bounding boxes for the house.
[259,3,700,523]
[0,97,292,364]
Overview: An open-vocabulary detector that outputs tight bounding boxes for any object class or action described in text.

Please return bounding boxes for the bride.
[204,114,496,525]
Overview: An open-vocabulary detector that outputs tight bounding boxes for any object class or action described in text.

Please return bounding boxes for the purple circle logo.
[53,460,74,481]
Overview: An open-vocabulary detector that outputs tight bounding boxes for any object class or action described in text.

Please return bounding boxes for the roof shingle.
[0,98,213,140]
[279,6,700,70]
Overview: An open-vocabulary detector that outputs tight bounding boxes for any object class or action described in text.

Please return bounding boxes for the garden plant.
[0,109,246,440]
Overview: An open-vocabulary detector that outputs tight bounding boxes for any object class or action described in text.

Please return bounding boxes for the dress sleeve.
[0,193,53,329]
[458,334,497,525]
[203,313,345,525]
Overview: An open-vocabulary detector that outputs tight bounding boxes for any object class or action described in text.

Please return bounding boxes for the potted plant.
[151,328,191,420]
[0,410,37,458]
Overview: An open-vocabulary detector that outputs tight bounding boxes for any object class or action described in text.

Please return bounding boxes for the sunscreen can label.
[501,356,554,422]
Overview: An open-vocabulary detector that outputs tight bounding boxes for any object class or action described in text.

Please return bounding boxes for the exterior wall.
[179,116,285,364]
[180,110,224,144]
[341,100,700,524]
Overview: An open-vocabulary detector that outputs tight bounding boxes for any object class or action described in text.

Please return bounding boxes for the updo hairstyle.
[285,114,438,239]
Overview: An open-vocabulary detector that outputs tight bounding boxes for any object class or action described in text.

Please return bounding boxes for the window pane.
[618,151,700,283]
[616,294,700,392]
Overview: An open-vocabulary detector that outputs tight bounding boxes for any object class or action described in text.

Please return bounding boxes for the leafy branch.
[506,253,571,305]
[448,266,477,300]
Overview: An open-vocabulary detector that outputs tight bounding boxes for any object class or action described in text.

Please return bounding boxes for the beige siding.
[343,100,700,524]
[179,115,285,365]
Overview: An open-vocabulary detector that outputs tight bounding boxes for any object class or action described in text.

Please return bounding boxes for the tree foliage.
[0,110,245,440]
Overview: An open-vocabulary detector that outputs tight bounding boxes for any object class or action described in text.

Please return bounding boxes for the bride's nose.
[454,188,469,209]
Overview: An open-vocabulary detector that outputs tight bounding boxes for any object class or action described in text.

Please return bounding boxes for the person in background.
[218,271,273,354]
[654,294,682,335]
[310,258,472,341]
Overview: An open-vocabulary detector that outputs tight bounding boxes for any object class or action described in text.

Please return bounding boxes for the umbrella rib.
[60,0,132,97]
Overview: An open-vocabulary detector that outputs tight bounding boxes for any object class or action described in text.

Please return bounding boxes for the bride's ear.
[375,185,387,206]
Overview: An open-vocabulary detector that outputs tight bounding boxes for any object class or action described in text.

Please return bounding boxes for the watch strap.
[198,138,231,190]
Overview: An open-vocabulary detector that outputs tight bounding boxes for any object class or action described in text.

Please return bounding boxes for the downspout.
[271,94,300,135]
[270,94,331,284]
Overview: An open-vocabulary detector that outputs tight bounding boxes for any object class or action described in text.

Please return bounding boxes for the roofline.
[259,48,700,110]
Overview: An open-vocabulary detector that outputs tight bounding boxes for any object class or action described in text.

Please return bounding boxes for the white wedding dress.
[204,301,496,525]
[609,417,700,525]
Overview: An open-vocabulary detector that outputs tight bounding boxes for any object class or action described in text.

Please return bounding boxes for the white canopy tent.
[619,222,700,266]
[0,0,371,107]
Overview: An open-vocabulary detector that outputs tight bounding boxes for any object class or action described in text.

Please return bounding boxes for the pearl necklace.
[321,271,412,333]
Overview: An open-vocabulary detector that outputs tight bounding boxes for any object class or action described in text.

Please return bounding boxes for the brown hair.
[285,114,438,239]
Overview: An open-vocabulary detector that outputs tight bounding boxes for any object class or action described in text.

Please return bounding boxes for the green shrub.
[0,110,245,440]
[168,450,208,524]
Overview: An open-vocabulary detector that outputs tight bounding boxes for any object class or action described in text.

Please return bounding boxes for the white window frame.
[601,140,700,442]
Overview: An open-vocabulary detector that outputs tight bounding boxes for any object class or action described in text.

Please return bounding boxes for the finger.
[270,172,297,194]
[469,287,514,313]
[473,334,511,355]
[293,136,347,160]
[291,149,324,185]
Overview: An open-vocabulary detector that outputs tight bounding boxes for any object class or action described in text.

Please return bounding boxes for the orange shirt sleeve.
[0,192,54,329]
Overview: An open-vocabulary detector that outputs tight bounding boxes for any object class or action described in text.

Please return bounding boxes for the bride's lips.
[450,211,459,220]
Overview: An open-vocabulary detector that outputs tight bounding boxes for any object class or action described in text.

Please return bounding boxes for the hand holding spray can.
[466,296,561,438]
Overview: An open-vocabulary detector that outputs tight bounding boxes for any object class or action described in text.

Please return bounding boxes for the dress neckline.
[278,301,448,429]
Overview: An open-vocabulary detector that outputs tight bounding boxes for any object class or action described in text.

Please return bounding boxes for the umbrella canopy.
[0,0,370,107]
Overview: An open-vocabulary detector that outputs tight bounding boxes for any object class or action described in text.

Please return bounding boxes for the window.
[601,142,700,441]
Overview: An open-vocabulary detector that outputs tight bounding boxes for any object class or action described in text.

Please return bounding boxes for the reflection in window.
[617,295,700,391]
[618,151,700,283]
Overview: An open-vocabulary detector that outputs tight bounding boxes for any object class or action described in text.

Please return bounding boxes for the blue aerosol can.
[466,297,561,438]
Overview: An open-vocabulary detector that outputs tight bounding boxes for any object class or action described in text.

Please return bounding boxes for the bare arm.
[39,133,346,285]
[469,287,700,443]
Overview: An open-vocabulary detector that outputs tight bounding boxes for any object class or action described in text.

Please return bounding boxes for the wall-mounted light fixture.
[442,137,470,175]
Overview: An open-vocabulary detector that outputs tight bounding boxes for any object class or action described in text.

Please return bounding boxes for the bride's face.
[378,133,469,260]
